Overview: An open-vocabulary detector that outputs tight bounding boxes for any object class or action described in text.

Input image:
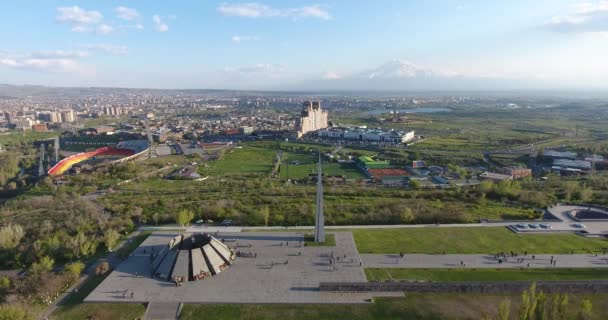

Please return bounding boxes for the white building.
[319,127,415,144]
[295,101,328,138]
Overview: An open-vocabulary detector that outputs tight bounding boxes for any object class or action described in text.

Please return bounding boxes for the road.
[138,204,608,236]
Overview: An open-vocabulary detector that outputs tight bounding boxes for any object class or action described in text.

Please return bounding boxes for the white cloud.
[218,3,332,20]
[322,71,342,80]
[0,51,85,73]
[81,44,128,55]
[56,6,103,25]
[153,15,169,32]
[546,1,608,33]
[115,6,140,21]
[32,50,90,59]
[232,35,259,43]
[97,24,115,35]
[56,6,119,35]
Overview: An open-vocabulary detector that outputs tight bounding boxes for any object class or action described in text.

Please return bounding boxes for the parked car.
[528,224,540,229]
[515,224,528,229]
[572,223,586,229]
[221,219,233,226]
[539,224,552,229]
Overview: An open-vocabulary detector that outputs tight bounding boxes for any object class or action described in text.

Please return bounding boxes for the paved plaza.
[85,231,402,304]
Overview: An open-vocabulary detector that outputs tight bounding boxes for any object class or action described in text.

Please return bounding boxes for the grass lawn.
[179,293,608,320]
[203,145,276,176]
[304,233,336,246]
[51,303,146,320]
[365,268,608,282]
[353,227,608,254]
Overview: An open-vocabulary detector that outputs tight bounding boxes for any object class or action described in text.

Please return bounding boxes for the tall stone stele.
[314,152,325,243]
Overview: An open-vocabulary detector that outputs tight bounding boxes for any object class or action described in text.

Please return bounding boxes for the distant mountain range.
[296,59,559,91]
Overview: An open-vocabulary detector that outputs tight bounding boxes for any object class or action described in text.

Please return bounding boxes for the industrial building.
[319,127,415,144]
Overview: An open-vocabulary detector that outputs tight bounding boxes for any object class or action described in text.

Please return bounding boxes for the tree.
[576,187,593,202]
[564,181,579,201]
[260,206,270,226]
[30,255,54,276]
[519,282,538,320]
[558,293,569,318]
[104,229,120,251]
[577,298,592,320]
[0,276,10,290]
[0,224,25,249]
[175,209,194,226]
[409,179,421,190]
[478,180,494,194]
[65,261,85,279]
[0,304,32,320]
[152,212,160,226]
[400,207,414,223]
[497,298,511,320]
[534,291,547,320]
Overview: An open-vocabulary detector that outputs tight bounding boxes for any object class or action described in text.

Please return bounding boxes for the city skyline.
[1,0,608,90]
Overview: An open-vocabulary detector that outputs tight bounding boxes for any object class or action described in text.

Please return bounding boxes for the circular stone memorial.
[151,233,235,285]
[569,207,608,221]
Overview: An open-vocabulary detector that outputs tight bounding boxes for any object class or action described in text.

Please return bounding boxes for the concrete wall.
[319,280,608,294]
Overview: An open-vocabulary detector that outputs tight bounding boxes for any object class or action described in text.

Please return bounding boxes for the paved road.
[361,253,608,269]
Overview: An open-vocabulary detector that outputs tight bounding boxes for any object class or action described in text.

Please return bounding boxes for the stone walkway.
[361,253,608,269]
[144,302,181,320]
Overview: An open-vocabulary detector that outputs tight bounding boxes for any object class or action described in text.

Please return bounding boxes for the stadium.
[47,139,150,176]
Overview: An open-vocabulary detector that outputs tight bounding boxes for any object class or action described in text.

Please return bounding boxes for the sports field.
[279,152,366,180]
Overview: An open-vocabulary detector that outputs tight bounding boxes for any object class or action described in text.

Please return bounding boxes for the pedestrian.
[527,263,530,268]
[130,292,134,299]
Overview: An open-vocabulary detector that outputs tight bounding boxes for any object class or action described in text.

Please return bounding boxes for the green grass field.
[365,268,608,282]
[353,227,608,254]
[179,294,608,320]
[279,152,365,180]
[51,303,146,320]
[203,145,277,176]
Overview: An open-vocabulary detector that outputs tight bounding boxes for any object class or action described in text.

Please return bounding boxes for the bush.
[65,261,86,279]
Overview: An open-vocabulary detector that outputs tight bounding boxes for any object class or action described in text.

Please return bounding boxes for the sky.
[1,0,608,90]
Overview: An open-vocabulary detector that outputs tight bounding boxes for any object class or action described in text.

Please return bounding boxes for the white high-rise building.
[295,101,328,139]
